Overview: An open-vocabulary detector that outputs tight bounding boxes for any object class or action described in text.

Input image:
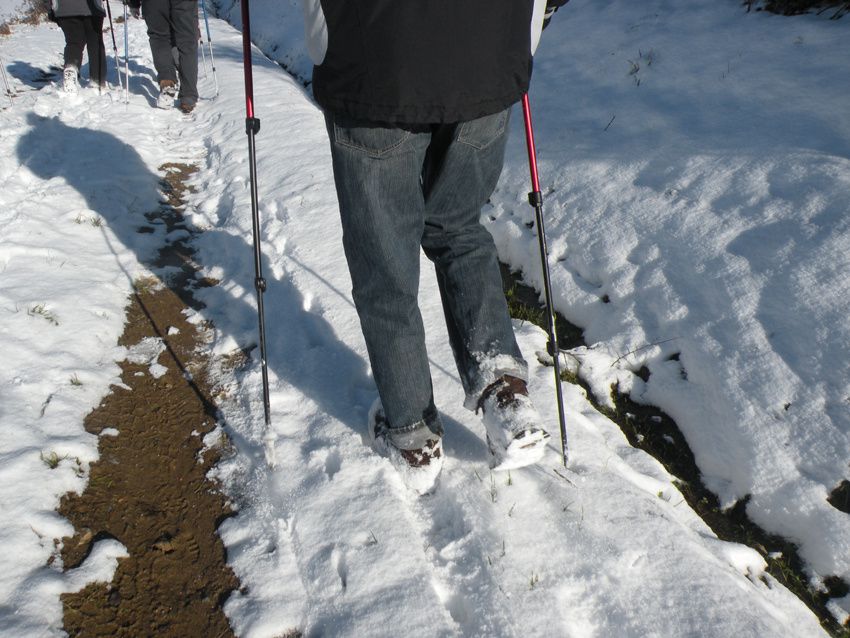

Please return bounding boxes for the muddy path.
[58,164,239,638]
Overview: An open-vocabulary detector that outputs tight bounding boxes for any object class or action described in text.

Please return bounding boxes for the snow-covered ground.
[1,0,848,636]
[0,0,30,26]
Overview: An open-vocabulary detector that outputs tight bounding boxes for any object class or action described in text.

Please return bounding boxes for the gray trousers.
[142,0,198,101]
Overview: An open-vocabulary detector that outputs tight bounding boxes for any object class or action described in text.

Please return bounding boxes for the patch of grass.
[28,303,59,325]
[489,472,498,503]
[500,262,584,350]
[132,275,160,295]
[218,345,253,373]
[87,474,115,490]
[505,283,546,325]
[41,451,64,469]
[74,214,103,227]
[70,374,83,386]
[558,363,581,386]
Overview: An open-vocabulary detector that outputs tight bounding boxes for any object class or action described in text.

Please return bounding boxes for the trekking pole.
[123,2,129,103]
[200,0,219,97]
[199,31,208,78]
[239,0,273,461]
[0,54,14,107]
[520,93,568,466]
[103,0,122,91]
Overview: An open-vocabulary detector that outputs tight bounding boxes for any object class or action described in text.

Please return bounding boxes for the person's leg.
[420,107,527,407]
[325,113,443,451]
[57,16,85,72]
[83,15,107,87]
[141,0,177,83]
[170,0,199,104]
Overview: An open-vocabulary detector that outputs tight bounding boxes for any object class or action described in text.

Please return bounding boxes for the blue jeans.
[325,108,527,450]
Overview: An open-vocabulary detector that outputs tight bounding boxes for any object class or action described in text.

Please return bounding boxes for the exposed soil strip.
[500,266,850,638]
[58,164,238,637]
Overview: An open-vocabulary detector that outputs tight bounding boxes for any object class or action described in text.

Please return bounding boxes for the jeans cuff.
[385,414,444,451]
[463,355,528,412]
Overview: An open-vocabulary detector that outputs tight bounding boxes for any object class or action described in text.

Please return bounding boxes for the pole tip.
[263,431,277,468]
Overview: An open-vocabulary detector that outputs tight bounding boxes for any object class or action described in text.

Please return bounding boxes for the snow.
[0,0,848,636]
[0,0,30,26]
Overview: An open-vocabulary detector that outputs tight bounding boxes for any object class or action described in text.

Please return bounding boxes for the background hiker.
[298,0,569,494]
[48,0,107,92]
[126,0,198,112]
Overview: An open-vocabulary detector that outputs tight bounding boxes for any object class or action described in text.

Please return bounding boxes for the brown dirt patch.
[57,164,239,637]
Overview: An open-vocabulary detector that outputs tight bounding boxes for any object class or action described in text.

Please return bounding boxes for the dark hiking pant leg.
[142,0,178,83]
[57,17,86,71]
[85,15,107,86]
[419,108,527,403]
[171,0,199,101]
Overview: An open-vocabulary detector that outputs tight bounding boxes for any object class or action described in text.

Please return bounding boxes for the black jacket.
[311,0,536,124]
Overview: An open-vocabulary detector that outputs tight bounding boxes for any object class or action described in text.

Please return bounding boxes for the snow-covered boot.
[157,79,177,109]
[368,399,443,496]
[478,375,550,471]
[62,65,79,93]
[178,97,196,114]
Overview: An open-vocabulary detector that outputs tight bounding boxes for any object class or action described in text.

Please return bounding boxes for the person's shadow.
[15,112,382,443]
[6,60,64,90]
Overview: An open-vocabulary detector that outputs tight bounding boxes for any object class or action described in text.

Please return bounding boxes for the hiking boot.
[368,399,443,495]
[477,375,550,471]
[178,97,196,114]
[62,65,79,93]
[157,80,177,109]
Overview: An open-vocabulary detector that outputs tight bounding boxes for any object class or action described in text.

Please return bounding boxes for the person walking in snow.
[299,0,569,494]
[49,0,107,92]
[126,0,198,112]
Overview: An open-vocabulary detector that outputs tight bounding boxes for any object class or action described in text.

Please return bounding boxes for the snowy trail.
[1,2,846,636]
[181,10,827,638]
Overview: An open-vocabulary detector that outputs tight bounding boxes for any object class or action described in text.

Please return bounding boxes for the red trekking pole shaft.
[240,0,271,428]
[521,93,568,465]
